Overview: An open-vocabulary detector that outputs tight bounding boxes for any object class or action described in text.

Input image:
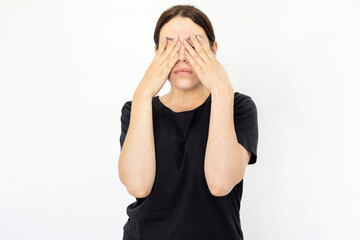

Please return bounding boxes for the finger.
[194,34,216,62]
[184,39,205,70]
[160,38,181,72]
[154,37,168,63]
[160,35,179,65]
[164,35,179,54]
[164,48,181,75]
[184,48,203,74]
[155,37,167,56]
[189,33,209,65]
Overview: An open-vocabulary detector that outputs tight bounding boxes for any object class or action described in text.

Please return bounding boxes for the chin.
[168,76,200,89]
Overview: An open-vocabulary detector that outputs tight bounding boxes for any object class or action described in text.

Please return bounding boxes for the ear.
[211,41,218,57]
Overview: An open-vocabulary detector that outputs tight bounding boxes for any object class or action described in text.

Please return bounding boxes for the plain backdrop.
[0,0,359,239]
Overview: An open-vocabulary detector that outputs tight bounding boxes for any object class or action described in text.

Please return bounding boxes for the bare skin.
[118,16,218,198]
[118,16,251,198]
[118,22,182,198]
[154,17,218,112]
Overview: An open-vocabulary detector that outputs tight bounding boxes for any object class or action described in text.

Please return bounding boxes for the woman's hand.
[137,36,181,98]
[184,32,233,92]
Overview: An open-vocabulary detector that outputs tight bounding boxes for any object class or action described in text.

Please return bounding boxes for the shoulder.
[233,91,257,110]
[121,100,132,113]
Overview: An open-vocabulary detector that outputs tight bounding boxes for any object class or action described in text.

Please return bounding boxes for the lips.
[174,68,193,73]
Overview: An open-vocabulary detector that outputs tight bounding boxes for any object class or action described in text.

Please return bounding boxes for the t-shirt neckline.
[155,93,211,114]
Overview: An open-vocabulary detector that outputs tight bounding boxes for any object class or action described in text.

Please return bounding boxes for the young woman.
[118,4,258,240]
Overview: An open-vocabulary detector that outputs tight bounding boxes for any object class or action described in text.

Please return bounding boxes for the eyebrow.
[166,35,203,41]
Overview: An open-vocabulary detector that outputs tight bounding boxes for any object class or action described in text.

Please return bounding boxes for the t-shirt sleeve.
[233,92,259,165]
[119,101,132,151]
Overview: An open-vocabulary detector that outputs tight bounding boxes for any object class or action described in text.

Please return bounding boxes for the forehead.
[159,17,206,39]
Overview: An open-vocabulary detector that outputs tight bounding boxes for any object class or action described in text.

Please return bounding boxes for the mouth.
[174,71,193,76]
[174,68,193,75]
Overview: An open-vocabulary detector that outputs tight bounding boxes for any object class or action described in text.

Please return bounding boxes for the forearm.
[118,89,156,198]
[204,85,244,196]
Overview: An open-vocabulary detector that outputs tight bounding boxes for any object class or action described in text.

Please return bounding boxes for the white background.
[0,0,359,239]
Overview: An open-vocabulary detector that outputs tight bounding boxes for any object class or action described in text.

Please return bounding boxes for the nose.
[177,40,189,62]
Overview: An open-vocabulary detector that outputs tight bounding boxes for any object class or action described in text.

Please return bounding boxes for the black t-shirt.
[119,91,258,240]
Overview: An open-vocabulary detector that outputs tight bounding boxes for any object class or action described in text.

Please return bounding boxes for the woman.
[118,4,258,240]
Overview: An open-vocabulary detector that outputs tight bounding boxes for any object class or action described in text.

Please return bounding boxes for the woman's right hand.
[137,35,181,98]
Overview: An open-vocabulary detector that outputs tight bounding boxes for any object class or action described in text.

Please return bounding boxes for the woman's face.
[155,16,217,90]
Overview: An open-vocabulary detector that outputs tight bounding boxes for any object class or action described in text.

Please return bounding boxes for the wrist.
[211,83,234,96]
[133,87,154,101]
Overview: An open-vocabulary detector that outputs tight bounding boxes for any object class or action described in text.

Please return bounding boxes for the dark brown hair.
[154,4,216,51]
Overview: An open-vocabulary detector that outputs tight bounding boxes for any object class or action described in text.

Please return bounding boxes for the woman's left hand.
[184,32,233,92]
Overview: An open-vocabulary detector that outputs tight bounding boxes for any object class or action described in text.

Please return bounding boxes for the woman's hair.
[154,4,216,51]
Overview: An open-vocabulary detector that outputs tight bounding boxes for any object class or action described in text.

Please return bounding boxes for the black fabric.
[119,91,258,240]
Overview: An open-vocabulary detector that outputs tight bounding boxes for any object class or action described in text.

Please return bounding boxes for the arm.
[118,89,156,198]
[118,36,182,198]
[204,86,252,197]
